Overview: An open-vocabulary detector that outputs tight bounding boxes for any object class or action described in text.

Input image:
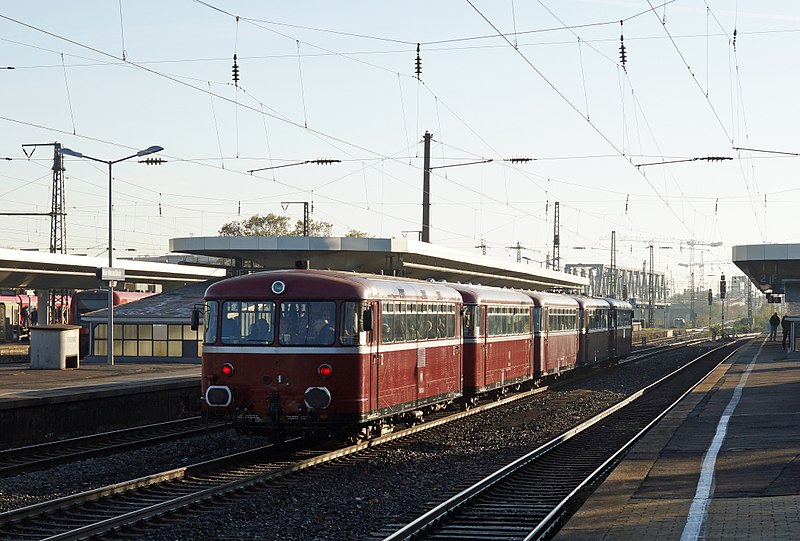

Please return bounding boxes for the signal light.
[318,364,332,378]
[221,363,235,377]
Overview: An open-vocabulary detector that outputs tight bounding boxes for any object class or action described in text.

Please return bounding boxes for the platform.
[556,336,800,540]
[0,363,201,449]
[0,362,198,401]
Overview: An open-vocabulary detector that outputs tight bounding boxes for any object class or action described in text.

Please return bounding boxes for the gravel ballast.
[0,344,721,540]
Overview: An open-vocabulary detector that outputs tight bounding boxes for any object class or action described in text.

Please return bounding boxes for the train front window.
[77,297,107,318]
[221,301,275,345]
[279,301,336,345]
[204,301,218,343]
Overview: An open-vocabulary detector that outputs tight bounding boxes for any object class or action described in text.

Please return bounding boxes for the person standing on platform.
[782,315,791,349]
[769,312,780,341]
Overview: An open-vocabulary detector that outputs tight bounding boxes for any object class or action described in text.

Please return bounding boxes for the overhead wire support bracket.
[428,158,492,170]
[635,156,732,168]
[247,158,340,174]
[733,147,800,157]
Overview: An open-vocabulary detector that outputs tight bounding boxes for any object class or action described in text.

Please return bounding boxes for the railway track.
[0,417,225,478]
[0,341,719,540]
[0,360,609,541]
[378,341,740,541]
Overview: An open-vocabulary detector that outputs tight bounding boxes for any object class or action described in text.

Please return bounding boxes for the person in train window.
[247,318,271,341]
[279,317,297,343]
[311,316,335,344]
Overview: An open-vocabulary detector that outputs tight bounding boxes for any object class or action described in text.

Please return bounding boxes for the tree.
[345,229,369,238]
[294,218,333,237]
[218,213,333,237]
[218,213,291,236]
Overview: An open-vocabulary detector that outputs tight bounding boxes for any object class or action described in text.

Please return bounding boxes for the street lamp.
[59,145,163,365]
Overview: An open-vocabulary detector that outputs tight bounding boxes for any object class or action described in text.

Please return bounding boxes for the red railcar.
[528,292,579,376]
[450,284,534,398]
[607,298,634,358]
[201,270,462,436]
[199,269,633,439]
[574,297,612,367]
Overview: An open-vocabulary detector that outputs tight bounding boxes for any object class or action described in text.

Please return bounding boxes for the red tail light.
[221,363,235,377]
[318,364,332,378]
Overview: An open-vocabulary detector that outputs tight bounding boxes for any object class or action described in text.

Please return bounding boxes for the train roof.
[605,298,634,310]
[205,269,463,303]
[445,282,534,305]
[522,290,580,307]
[571,296,611,309]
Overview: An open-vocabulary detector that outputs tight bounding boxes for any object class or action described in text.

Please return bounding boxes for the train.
[197,269,633,440]
[68,289,154,357]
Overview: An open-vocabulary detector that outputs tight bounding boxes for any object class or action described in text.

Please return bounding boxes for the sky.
[2,1,799,293]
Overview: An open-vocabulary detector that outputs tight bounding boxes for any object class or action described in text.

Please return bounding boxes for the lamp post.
[59,145,163,365]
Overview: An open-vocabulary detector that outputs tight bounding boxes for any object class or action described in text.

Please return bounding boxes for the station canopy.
[169,236,588,291]
[0,247,224,290]
[732,244,800,295]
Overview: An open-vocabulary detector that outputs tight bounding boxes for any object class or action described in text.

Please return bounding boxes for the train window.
[463,305,479,338]
[394,303,406,342]
[445,304,455,337]
[222,301,276,345]
[341,302,367,345]
[278,301,334,345]
[203,301,217,343]
[381,303,394,344]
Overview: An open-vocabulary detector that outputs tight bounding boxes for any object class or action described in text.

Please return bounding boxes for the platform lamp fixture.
[58,145,164,365]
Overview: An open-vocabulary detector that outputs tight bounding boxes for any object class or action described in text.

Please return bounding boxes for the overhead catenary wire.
[0,3,778,258]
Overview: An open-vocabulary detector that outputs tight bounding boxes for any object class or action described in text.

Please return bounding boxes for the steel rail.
[382,341,742,541]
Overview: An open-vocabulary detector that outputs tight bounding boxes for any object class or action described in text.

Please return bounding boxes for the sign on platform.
[97,267,125,282]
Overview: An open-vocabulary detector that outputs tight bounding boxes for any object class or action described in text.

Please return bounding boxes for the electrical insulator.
[139,157,165,165]
[619,21,627,71]
[232,54,240,86]
[510,157,532,163]
[414,43,422,79]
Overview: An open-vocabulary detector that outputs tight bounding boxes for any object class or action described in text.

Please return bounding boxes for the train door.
[543,307,551,371]
[414,303,425,404]
[481,305,489,388]
[368,301,379,415]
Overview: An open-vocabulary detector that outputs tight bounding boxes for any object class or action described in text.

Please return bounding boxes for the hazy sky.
[2,1,798,291]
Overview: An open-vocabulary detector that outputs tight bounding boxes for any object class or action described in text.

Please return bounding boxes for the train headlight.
[304,387,331,409]
[205,385,232,407]
[221,363,235,377]
[318,364,332,378]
